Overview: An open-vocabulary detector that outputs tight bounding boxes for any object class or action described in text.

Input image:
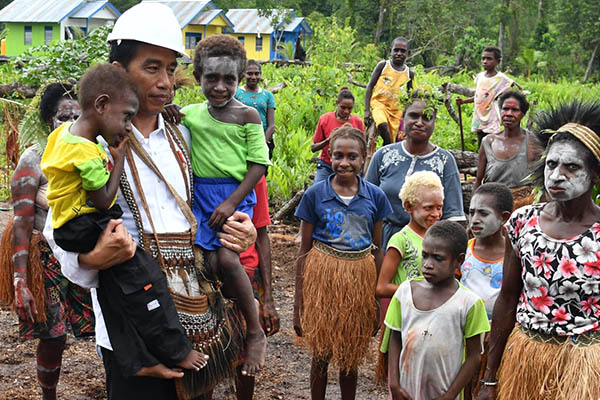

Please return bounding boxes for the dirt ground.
[0,204,388,400]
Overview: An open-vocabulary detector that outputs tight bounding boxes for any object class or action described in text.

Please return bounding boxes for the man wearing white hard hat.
[45,3,257,399]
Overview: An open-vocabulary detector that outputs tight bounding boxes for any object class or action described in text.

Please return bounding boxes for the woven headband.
[547,122,600,163]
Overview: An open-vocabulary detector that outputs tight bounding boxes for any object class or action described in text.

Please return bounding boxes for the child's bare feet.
[241,330,267,376]
[136,363,184,379]
[178,349,209,371]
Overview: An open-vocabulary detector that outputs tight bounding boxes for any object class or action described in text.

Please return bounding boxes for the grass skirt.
[301,241,377,373]
[497,326,600,400]
[0,218,46,322]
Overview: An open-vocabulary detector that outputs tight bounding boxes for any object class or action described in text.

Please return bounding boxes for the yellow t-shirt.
[41,122,114,228]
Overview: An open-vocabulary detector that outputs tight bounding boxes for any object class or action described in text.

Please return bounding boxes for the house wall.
[226,33,271,61]
[182,24,225,57]
[5,22,59,56]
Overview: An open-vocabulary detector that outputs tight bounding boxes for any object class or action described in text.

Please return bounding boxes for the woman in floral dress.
[478,100,600,400]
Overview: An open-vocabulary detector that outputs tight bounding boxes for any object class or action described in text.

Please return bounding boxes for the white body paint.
[544,141,592,201]
[468,194,503,238]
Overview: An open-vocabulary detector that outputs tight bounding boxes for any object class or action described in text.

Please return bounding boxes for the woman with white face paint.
[477,101,600,400]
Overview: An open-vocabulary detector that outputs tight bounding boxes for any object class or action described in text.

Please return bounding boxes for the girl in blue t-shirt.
[235,60,276,157]
[294,125,393,400]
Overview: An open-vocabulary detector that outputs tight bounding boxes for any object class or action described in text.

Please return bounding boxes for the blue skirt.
[192,176,256,250]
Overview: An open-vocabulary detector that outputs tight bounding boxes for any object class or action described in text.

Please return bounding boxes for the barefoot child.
[364,36,415,144]
[181,35,268,376]
[456,46,519,148]
[41,64,207,378]
[294,126,393,400]
[386,221,490,400]
[375,171,444,381]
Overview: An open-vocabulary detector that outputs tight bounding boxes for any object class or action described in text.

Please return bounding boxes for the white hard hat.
[107,2,187,57]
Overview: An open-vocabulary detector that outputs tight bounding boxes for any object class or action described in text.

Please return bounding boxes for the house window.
[24,26,32,45]
[256,36,263,52]
[44,26,53,44]
[185,33,201,50]
[238,36,245,45]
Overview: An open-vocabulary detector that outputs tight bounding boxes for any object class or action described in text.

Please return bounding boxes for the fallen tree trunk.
[0,82,37,98]
[447,149,478,170]
[273,189,305,221]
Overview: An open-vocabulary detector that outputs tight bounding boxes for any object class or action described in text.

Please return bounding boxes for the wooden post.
[362,121,377,176]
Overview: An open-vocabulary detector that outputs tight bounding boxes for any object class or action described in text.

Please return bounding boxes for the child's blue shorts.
[192,176,256,250]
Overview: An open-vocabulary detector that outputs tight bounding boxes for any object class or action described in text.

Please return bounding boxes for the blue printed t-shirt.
[235,87,276,132]
[295,175,393,251]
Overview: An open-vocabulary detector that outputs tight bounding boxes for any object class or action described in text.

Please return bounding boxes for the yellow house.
[142,0,234,57]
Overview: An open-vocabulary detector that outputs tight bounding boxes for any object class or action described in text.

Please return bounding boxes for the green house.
[0,0,120,56]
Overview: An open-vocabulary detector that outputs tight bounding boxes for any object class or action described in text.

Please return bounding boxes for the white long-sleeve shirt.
[44,116,191,350]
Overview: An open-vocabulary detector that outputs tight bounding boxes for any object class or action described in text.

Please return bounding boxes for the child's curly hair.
[193,35,247,78]
[399,171,444,207]
[329,124,367,155]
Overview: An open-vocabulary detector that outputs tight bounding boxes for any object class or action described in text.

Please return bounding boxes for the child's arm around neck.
[86,138,128,211]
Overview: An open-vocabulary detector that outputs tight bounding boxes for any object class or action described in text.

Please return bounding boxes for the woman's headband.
[546,122,600,163]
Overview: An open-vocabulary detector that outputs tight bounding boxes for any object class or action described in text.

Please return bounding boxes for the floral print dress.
[506,204,600,336]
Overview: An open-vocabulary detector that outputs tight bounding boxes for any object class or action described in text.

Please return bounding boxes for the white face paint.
[544,141,593,201]
[200,56,240,108]
[468,194,504,239]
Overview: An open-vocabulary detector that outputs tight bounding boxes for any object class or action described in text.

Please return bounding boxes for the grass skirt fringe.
[498,326,600,400]
[0,218,46,322]
[301,243,377,373]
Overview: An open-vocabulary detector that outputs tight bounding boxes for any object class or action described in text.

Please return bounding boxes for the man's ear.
[112,61,125,71]
[94,94,110,114]
[501,210,512,223]
[456,252,466,266]
[193,70,201,84]
[403,201,413,214]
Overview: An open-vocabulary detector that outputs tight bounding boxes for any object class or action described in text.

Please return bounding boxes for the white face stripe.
[544,141,592,201]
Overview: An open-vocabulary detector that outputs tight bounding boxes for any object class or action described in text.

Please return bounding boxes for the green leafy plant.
[13,25,111,86]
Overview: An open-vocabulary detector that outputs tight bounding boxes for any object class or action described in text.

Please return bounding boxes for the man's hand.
[261,298,280,336]
[217,211,257,253]
[78,219,136,270]
[14,277,37,322]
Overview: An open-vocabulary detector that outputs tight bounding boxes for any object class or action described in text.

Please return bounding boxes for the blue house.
[226,8,312,60]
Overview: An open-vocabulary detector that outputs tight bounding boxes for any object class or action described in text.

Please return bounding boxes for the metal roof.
[142,0,212,29]
[194,9,231,27]
[226,9,310,35]
[0,0,118,23]
[71,1,119,19]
